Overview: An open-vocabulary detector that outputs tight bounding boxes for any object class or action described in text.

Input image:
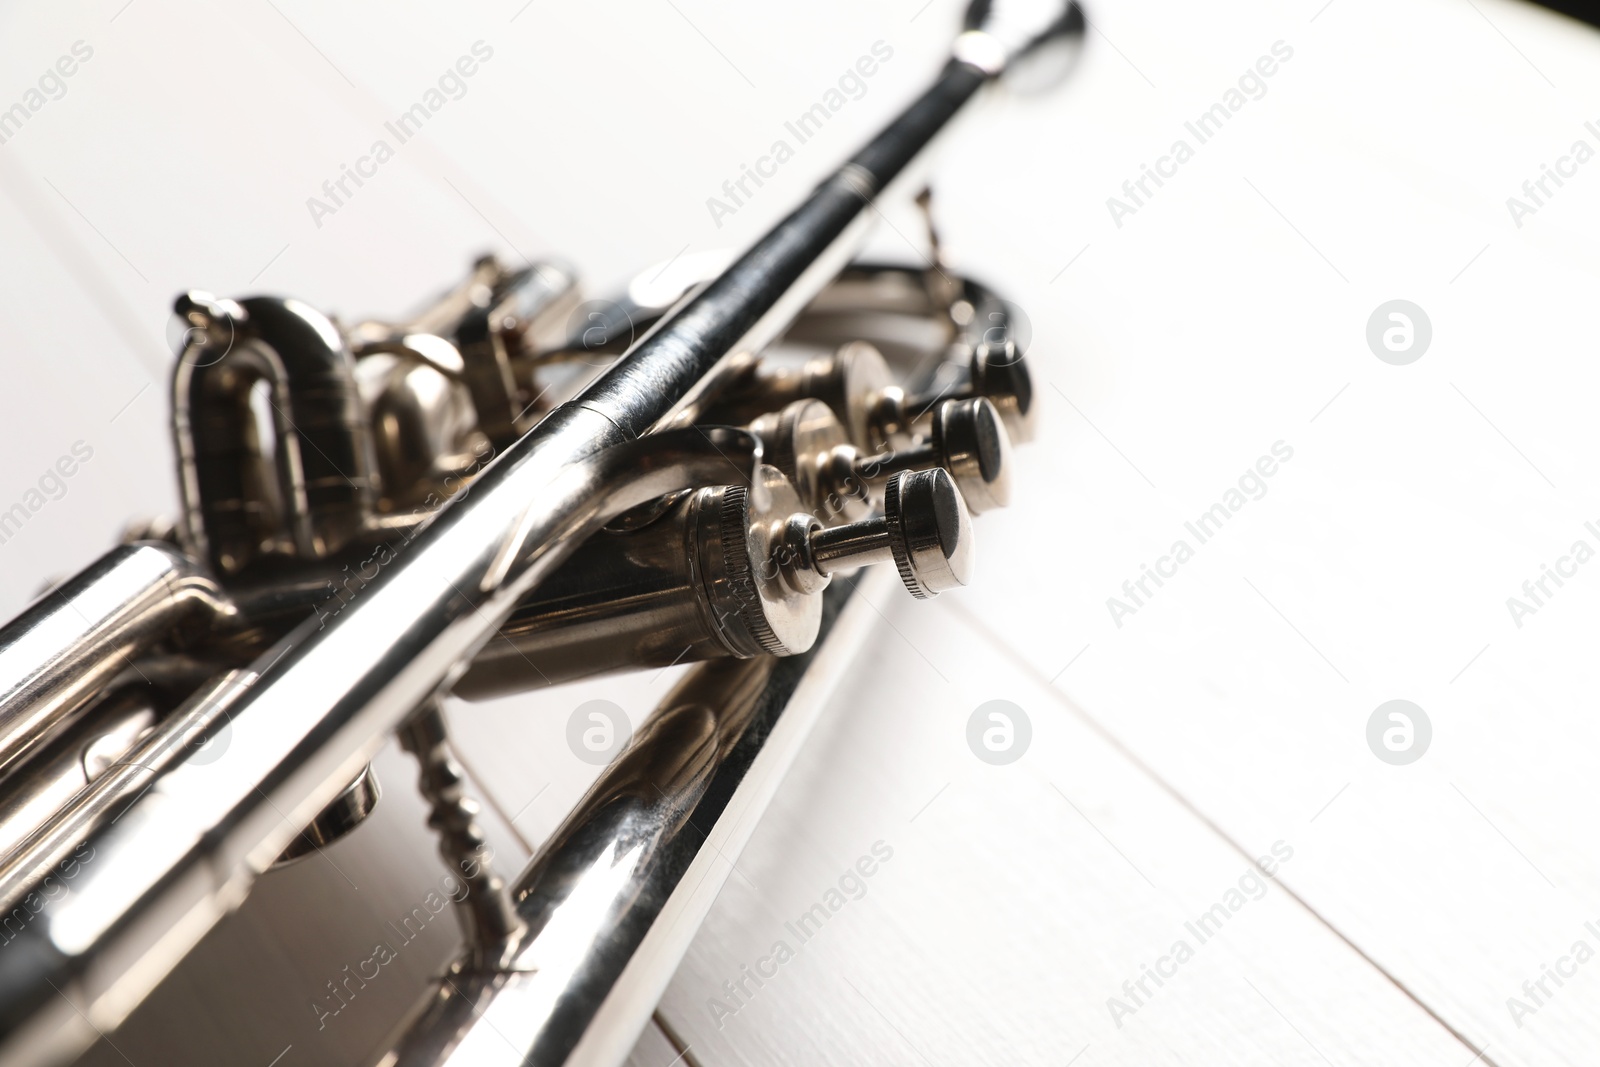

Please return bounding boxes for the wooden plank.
[2,0,1596,1062]
[69,740,532,1067]
[654,590,1478,1064]
[921,0,1600,1060]
[623,1018,694,1067]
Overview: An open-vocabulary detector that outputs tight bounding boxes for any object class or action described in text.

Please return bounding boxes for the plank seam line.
[654,1009,705,1067]
[946,601,1504,1067]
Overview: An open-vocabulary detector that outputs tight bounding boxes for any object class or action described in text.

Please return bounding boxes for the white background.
[2,0,1600,1064]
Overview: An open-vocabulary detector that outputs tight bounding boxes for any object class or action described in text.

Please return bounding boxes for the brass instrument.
[0,3,1083,1063]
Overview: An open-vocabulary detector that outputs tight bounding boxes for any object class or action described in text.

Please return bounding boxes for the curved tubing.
[376,573,887,1067]
[172,296,377,575]
[0,543,232,780]
[0,427,760,1064]
[0,5,1080,1060]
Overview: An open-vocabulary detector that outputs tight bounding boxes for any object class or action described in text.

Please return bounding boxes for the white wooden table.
[1,0,1596,1064]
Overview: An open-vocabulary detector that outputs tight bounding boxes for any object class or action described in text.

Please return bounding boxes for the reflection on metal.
[172,293,379,575]
[273,764,382,866]
[0,687,156,861]
[457,464,970,695]
[378,574,884,1066]
[396,702,524,968]
[0,543,232,780]
[0,1,1081,1062]
[0,670,253,919]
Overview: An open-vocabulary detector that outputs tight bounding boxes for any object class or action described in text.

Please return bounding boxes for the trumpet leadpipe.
[0,4,1083,1062]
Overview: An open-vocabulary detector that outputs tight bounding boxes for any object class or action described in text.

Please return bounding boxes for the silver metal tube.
[0,428,759,1066]
[0,7,1081,1060]
[375,569,893,1067]
[0,687,156,862]
[0,670,253,919]
[810,518,896,572]
[0,542,231,780]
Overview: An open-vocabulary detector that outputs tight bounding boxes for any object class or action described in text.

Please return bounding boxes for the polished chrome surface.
[705,340,901,450]
[697,465,822,657]
[869,395,1013,514]
[351,256,579,444]
[961,336,1035,442]
[0,2,1079,1061]
[752,394,1012,517]
[273,763,382,866]
[172,292,379,576]
[746,399,868,519]
[958,0,1087,73]
[927,395,1012,512]
[882,466,975,598]
[460,461,973,696]
[376,572,888,1067]
[0,669,253,920]
[355,340,485,511]
[0,687,155,861]
[0,425,759,1062]
[454,262,580,445]
[395,702,523,969]
[808,468,974,598]
[0,542,230,779]
[459,462,829,694]
[455,486,736,695]
[783,265,1037,444]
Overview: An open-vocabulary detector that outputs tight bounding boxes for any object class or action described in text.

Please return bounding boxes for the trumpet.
[0,3,1083,1064]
